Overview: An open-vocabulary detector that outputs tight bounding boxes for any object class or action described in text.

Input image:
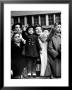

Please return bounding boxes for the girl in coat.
[25,26,41,77]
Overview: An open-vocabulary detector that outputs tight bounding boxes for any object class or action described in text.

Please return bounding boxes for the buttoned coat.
[25,34,41,57]
[48,34,61,77]
[11,41,26,78]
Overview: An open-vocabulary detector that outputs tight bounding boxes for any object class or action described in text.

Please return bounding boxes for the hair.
[12,32,20,41]
[34,24,43,32]
[26,25,34,34]
[12,23,22,31]
[34,24,42,29]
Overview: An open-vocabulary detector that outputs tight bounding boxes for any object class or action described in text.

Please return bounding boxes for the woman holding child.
[35,25,52,77]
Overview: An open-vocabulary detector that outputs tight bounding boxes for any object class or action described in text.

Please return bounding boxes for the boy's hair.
[34,24,42,29]
[34,24,43,31]
[12,32,20,41]
[12,23,22,30]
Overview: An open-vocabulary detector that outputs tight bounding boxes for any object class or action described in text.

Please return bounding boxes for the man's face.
[56,25,61,35]
[15,25,21,31]
[14,34,21,43]
[35,27,42,35]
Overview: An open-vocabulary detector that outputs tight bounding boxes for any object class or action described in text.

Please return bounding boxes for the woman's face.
[28,28,34,34]
[15,25,21,32]
[35,27,42,35]
[14,34,21,43]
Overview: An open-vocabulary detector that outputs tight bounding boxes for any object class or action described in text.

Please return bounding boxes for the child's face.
[28,28,34,34]
[15,25,21,32]
[14,34,21,43]
[35,27,42,35]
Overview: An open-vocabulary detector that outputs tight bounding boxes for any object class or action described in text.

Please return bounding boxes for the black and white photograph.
[11,11,61,79]
[4,4,69,87]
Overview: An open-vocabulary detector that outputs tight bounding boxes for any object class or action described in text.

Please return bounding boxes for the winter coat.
[25,34,41,57]
[48,34,61,77]
[11,41,26,77]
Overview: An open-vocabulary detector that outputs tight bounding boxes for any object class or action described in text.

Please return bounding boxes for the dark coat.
[48,34,61,77]
[25,34,41,57]
[22,31,28,40]
[11,41,26,77]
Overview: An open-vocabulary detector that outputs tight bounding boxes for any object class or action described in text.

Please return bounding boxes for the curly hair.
[12,23,22,31]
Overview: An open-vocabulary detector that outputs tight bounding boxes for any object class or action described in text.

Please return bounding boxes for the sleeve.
[48,38,58,59]
[36,37,41,51]
[22,31,27,40]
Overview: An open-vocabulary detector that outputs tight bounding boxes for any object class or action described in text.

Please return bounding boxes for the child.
[25,26,41,77]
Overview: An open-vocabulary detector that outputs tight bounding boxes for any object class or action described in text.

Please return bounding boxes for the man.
[48,24,61,78]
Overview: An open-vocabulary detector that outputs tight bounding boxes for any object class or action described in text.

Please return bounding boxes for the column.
[18,17,20,23]
[39,15,41,25]
[24,16,27,26]
[32,16,34,25]
[54,14,56,24]
[60,13,61,24]
[23,17,25,25]
[11,17,14,26]
[46,14,49,26]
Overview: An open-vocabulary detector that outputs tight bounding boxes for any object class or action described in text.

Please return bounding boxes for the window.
[55,13,61,24]
[20,16,24,25]
[11,17,14,26]
[48,14,54,25]
[34,15,39,25]
[41,14,46,26]
[14,17,18,24]
[27,16,32,26]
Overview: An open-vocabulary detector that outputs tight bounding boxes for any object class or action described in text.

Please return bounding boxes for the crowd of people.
[11,23,61,79]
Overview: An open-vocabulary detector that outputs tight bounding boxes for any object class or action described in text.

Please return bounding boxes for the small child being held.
[25,26,41,77]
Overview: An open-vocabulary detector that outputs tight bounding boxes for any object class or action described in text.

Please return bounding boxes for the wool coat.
[11,41,26,78]
[48,34,61,77]
[25,34,41,58]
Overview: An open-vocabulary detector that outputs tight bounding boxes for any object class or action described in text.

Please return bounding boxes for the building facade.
[11,11,61,28]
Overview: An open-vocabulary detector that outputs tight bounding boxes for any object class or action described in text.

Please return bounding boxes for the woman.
[48,25,61,78]
[35,25,51,77]
[11,33,26,78]
[39,30,51,76]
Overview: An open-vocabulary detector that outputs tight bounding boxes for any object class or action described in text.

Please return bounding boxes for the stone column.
[32,16,34,25]
[24,16,27,26]
[39,15,41,25]
[11,17,14,26]
[54,14,56,24]
[46,14,49,26]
